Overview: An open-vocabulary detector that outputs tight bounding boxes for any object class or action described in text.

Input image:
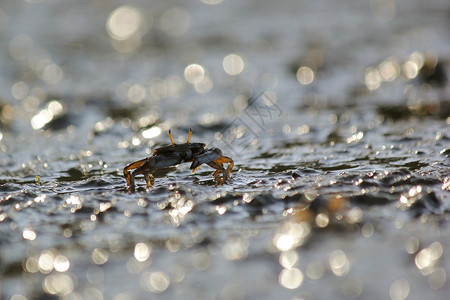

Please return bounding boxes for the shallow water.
[1,0,449,299]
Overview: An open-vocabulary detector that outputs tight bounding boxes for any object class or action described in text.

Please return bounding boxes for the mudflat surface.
[1,0,449,299]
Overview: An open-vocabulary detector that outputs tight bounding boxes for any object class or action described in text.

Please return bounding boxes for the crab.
[123,129,234,190]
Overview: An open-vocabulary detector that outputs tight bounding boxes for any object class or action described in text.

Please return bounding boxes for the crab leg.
[124,155,184,190]
[123,158,148,187]
[206,160,228,181]
[214,156,234,179]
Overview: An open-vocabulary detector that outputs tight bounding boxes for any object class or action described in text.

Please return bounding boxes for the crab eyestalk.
[187,128,192,143]
[169,130,175,146]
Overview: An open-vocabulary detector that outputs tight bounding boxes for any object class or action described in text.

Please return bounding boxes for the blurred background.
[0,0,449,299]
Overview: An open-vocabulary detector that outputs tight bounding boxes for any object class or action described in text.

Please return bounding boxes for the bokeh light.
[365,67,381,91]
[273,221,311,251]
[92,248,109,265]
[315,213,329,228]
[389,279,410,300]
[279,250,299,269]
[54,255,70,272]
[329,249,350,276]
[379,58,400,81]
[12,81,29,100]
[31,100,64,130]
[296,66,314,85]
[127,83,147,104]
[107,5,146,53]
[142,126,162,139]
[342,277,364,298]
[306,260,325,280]
[429,268,447,290]
[107,5,142,40]
[140,271,170,293]
[223,238,249,261]
[184,64,205,84]
[223,54,245,75]
[134,242,152,262]
[279,268,304,289]
[38,250,55,274]
[23,227,37,240]
[42,273,74,296]
[37,60,63,84]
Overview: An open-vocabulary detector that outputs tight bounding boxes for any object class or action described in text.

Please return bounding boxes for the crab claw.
[190,148,223,172]
[190,147,234,182]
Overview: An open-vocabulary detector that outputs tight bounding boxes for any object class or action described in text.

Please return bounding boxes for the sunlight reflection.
[279,267,304,289]
[279,250,299,269]
[379,58,400,82]
[223,238,248,261]
[107,5,146,53]
[306,260,325,280]
[273,222,311,251]
[92,248,108,265]
[195,75,213,93]
[346,131,364,144]
[296,66,314,85]
[12,81,29,100]
[389,279,409,300]
[192,251,211,270]
[415,242,443,275]
[42,273,74,296]
[142,126,162,139]
[54,255,70,272]
[166,238,180,253]
[405,236,420,254]
[403,61,419,79]
[342,277,364,298]
[429,267,446,290]
[23,227,37,240]
[65,195,83,209]
[38,250,54,274]
[31,100,64,130]
[184,64,205,84]
[365,67,381,91]
[140,271,170,293]
[38,60,63,84]
[361,223,374,238]
[24,256,39,273]
[134,242,152,262]
[107,6,142,40]
[315,213,329,228]
[127,83,146,104]
[397,185,422,210]
[223,54,245,75]
[329,249,350,276]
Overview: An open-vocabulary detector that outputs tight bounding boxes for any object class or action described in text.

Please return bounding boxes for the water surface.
[1,0,449,299]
